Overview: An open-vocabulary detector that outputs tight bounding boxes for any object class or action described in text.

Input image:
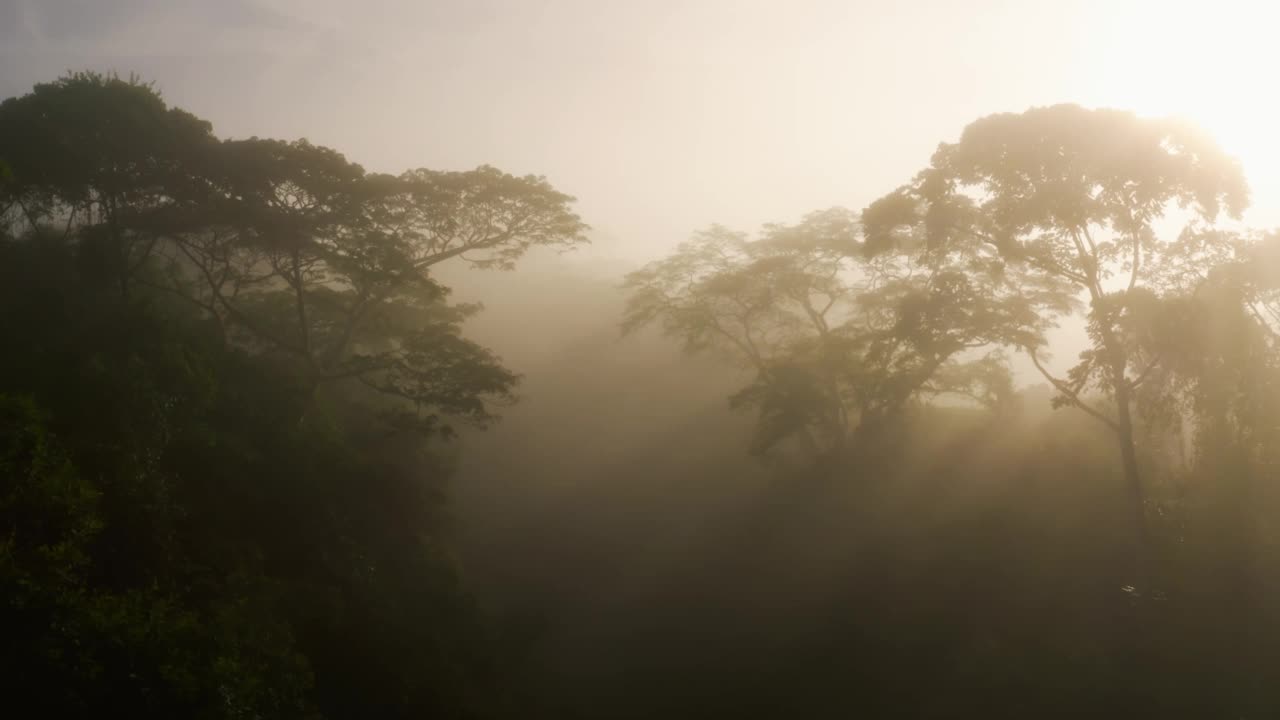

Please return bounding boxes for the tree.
[0,72,219,297]
[0,71,587,718]
[0,244,317,717]
[866,104,1249,589]
[1140,227,1280,521]
[623,207,1039,458]
[0,73,590,437]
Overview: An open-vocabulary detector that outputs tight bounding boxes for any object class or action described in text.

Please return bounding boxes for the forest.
[4,71,1280,718]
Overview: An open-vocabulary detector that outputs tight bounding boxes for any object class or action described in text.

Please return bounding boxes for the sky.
[5,0,1279,269]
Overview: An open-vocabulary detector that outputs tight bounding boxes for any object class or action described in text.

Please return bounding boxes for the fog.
[433,246,1160,716]
[7,1,1280,717]
[7,0,1280,266]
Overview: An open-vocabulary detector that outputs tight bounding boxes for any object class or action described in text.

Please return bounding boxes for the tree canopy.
[0,71,587,718]
[623,201,1048,457]
[10,72,1280,718]
[858,104,1251,588]
[1,72,589,437]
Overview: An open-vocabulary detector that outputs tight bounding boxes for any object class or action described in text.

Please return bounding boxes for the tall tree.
[623,207,1039,458]
[0,71,588,718]
[865,104,1249,588]
[0,72,217,297]
[0,73,590,436]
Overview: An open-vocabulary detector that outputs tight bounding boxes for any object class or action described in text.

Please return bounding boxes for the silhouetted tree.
[0,72,590,437]
[0,71,587,718]
[623,207,1038,458]
[865,104,1249,589]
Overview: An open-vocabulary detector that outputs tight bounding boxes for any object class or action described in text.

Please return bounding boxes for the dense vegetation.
[6,73,1280,717]
[0,72,584,718]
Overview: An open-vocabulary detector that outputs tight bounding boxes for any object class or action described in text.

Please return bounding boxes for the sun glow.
[1087,1,1280,221]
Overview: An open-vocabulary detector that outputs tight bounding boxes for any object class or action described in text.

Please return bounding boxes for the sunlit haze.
[11,3,1280,716]
[6,0,1278,265]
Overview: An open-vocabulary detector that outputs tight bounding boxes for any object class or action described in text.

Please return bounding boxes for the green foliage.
[0,73,566,718]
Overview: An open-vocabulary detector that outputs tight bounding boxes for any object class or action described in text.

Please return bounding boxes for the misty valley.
[4,49,1280,720]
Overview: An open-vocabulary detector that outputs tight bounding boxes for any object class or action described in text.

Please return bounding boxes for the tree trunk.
[1113,377,1151,594]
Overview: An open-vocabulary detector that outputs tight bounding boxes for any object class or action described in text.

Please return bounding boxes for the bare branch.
[1127,234,1141,292]
[172,236,306,355]
[1128,356,1161,389]
[1024,345,1119,432]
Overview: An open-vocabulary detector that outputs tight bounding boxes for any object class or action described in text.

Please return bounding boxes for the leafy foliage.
[9,70,1280,720]
[1,73,589,438]
[0,72,583,718]
[865,104,1251,589]
[623,207,1033,457]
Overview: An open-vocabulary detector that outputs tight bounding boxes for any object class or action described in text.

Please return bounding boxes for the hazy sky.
[3,0,1278,267]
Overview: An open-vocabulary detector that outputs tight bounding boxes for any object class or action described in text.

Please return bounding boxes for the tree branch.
[1081,224,1099,257]
[1068,228,1102,300]
[1024,345,1119,432]
[59,203,80,242]
[286,249,313,362]
[1128,355,1160,389]
[14,198,43,234]
[172,236,306,355]
[1127,233,1141,292]
[324,288,375,367]
[415,225,523,269]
